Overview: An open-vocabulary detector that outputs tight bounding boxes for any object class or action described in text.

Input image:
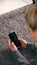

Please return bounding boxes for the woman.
[8,4,37,65]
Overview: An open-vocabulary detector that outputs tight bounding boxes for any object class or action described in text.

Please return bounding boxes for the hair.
[25,4,37,31]
[32,0,35,4]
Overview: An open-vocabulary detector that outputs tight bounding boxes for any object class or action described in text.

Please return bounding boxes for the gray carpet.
[0,5,32,51]
[0,5,37,65]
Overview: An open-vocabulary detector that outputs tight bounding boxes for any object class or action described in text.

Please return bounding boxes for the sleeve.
[27,42,37,51]
[35,43,37,49]
[12,50,30,65]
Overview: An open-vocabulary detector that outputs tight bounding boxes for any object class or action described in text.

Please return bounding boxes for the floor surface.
[0,0,32,15]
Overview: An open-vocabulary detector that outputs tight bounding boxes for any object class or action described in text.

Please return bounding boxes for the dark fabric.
[0,48,37,65]
[13,48,37,65]
[12,50,30,65]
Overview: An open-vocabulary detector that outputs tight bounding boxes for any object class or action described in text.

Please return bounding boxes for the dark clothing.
[12,50,30,65]
[12,43,37,65]
[0,47,37,65]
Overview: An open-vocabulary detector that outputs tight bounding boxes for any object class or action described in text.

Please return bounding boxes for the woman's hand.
[8,39,17,52]
[19,38,27,48]
[8,38,27,52]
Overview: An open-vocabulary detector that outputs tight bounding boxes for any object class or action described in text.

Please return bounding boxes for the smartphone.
[8,32,21,47]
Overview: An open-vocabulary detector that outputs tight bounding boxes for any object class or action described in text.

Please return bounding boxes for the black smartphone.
[8,32,21,47]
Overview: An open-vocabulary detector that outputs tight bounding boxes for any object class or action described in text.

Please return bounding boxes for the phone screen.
[8,32,21,47]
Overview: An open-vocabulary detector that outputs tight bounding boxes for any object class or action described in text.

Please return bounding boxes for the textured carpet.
[0,5,32,51]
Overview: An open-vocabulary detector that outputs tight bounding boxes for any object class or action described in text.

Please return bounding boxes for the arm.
[8,39,30,65]
[19,38,37,51]
[12,50,30,65]
[27,42,35,51]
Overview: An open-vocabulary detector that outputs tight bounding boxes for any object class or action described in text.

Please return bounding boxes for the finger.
[12,42,16,47]
[8,39,17,47]
[8,40,15,47]
[19,38,26,43]
[8,39,12,46]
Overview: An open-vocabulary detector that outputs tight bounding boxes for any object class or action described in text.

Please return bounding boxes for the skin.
[8,27,37,52]
[29,27,37,43]
[8,38,27,52]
